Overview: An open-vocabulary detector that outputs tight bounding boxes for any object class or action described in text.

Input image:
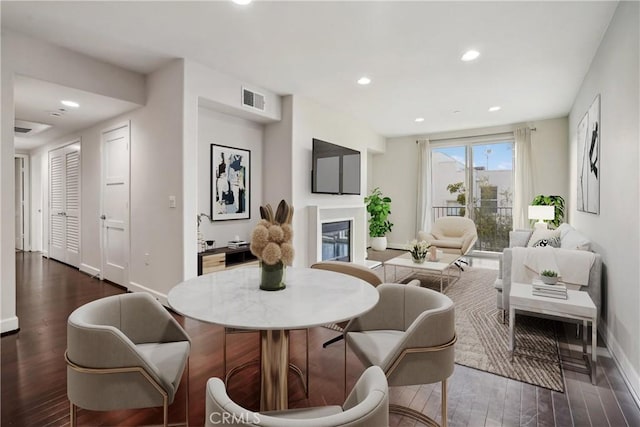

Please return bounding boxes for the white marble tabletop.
[167,266,379,330]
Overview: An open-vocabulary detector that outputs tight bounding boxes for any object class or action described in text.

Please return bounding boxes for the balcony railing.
[432,206,513,252]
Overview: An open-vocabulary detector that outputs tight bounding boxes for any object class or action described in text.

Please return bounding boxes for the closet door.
[49,143,80,267]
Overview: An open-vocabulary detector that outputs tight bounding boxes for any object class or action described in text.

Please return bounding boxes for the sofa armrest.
[509,230,532,248]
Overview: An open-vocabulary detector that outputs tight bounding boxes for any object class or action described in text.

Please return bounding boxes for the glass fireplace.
[321,220,351,262]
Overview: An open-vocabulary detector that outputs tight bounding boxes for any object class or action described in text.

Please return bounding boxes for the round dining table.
[167,266,379,411]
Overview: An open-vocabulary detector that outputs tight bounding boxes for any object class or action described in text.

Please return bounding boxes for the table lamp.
[528,205,555,229]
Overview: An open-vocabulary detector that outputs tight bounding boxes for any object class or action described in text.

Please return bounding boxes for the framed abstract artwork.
[577,94,600,214]
[210,144,250,221]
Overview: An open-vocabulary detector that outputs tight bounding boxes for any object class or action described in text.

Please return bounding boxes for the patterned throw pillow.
[527,229,561,248]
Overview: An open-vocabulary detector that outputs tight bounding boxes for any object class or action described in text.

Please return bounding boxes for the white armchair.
[419,216,478,270]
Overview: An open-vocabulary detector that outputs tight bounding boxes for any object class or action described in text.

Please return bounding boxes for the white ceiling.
[13,76,141,151]
[3,1,618,140]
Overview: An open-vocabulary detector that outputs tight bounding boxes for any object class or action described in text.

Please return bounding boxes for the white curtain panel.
[416,139,432,236]
[513,127,534,229]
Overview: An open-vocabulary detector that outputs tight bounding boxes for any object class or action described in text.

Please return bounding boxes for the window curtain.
[416,139,432,235]
[513,127,534,229]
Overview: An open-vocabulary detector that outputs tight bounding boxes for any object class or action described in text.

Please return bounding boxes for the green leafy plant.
[531,195,565,228]
[365,187,393,237]
[541,270,558,278]
[446,182,466,217]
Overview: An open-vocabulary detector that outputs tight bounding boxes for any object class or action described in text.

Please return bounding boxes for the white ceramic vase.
[371,236,388,251]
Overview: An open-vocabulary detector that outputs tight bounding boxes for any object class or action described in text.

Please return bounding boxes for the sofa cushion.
[560,227,591,251]
[527,229,561,248]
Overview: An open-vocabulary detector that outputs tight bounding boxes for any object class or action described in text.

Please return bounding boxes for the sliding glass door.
[430,139,514,252]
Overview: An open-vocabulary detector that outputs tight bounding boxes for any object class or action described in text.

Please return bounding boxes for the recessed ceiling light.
[461,50,480,62]
[415,117,425,122]
[488,106,502,112]
[232,0,252,4]
[357,76,371,85]
[61,100,79,108]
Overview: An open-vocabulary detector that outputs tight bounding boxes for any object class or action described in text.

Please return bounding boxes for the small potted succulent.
[540,270,559,285]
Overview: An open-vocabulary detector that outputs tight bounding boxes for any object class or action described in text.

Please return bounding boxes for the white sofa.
[495,224,602,320]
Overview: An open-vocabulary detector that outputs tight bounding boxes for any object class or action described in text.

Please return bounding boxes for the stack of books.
[228,240,248,249]
[532,279,567,299]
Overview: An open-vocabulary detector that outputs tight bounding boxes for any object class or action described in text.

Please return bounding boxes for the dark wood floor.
[2,252,639,426]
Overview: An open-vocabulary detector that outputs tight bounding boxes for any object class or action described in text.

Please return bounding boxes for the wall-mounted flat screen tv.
[312,138,361,195]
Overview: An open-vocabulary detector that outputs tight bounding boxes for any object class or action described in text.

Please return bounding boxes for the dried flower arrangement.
[250,200,295,266]
[408,239,431,261]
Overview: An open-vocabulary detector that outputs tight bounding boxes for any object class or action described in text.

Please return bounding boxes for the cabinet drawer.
[202,253,225,274]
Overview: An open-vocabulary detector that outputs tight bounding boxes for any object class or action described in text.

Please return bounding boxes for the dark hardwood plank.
[3,252,640,427]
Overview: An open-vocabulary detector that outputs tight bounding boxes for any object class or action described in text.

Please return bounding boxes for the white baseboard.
[1,316,19,334]
[79,263,100,278]
[128,281,168,307]
[600,318,640,408]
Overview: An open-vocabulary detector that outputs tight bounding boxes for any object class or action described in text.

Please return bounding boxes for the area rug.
[398,266,564,392]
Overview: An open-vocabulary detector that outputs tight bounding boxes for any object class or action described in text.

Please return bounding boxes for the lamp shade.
[528,205,555,221]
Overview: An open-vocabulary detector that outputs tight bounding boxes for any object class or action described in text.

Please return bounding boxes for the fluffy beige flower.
[250,225,269,257]
[257,219,271,228]
[261,242,282,265]
[280,242,295,266]
[268,225,284,243]
[281,224,293,242]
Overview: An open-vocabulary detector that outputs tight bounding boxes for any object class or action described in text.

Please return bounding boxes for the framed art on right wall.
[577,94,600,214]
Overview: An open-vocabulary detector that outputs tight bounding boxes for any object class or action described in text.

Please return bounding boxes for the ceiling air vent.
[242,87,265,111]
[14,119,52,136]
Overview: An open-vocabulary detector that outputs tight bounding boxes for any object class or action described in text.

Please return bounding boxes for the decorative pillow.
[561,228,591,251]
[527,229,561,248]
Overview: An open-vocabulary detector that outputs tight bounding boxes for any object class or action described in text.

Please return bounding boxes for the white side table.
[508,282,597,384]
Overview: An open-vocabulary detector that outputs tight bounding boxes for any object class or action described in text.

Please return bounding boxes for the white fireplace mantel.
[308,205,367,265]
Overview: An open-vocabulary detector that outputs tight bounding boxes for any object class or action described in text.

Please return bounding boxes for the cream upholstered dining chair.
[344,284,456,427]
[205,366,388,427]
[310,261,383,348]
[419,216,478,270]
[66,292,191,427]
[311,261,421,348]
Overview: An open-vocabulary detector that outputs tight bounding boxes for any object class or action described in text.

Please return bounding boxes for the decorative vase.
[260,261,286,291]
[371,236,388,251]
[428,246,437,262]
[412,254,426,264]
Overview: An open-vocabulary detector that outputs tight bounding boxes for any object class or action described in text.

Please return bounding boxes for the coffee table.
[383,252,460,292]
[509,282,597,384]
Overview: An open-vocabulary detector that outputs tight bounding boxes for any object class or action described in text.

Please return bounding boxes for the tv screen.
[312,138,361,195]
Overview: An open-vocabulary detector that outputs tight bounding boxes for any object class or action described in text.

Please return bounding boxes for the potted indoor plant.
[531,195,565,228]
[365,187,393,251]
[540,270,559,285]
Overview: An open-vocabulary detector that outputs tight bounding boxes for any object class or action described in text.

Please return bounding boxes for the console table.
[197,246,257,275]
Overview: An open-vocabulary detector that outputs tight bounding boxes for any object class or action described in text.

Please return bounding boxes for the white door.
[15,157,24,250]
[49,143,81,267]
[101,123,130,286]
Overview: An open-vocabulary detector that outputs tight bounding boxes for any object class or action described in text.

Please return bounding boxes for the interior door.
[48,143,81,267]
[101,123,130,286]
[15,157,24,250]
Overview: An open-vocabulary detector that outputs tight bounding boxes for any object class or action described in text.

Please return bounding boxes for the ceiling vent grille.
[242,87,265,111]
[14,119,52,136]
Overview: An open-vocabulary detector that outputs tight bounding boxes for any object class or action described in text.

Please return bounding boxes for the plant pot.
[412,255,426,264]
[260,261,286,291]
[371,236,388,251]
[540,275,558,285]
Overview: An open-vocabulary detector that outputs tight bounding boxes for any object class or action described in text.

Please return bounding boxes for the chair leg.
[70,402,77,427]
[163,395,169,427]
[305,329,309,397]
[185,359,190,426]
[322,334,344,348]
[442,379,448,427]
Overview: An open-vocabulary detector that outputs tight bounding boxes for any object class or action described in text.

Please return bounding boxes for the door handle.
[100,215,106,220]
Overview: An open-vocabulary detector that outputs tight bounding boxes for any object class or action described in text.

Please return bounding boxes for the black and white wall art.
[210,144,250,220]
[577,94,600,214]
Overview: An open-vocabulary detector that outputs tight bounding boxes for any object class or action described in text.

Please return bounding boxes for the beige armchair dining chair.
[344,284,456,426]
[419,216,478,270]
[205,366,389,427]
[66,292,191,427]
